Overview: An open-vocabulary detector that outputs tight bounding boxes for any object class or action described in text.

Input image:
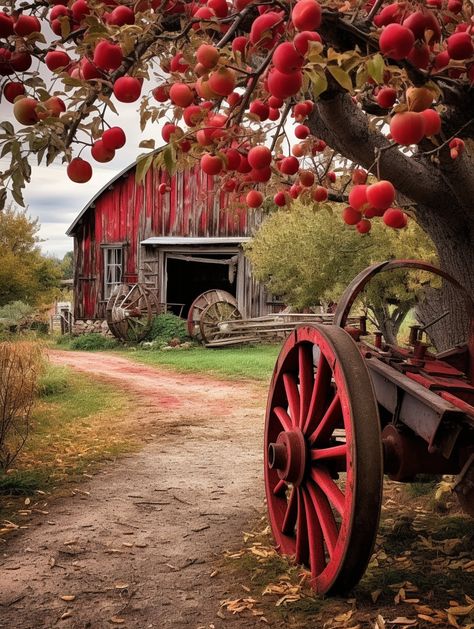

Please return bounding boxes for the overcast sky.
[0,98,165,259]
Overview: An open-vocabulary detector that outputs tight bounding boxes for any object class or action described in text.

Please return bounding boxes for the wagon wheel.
[265,324,383,595]
[106,284,154,342]
[199,300,242,345]
[187,289,238,341]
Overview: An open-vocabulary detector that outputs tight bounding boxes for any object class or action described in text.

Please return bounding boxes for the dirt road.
[0,351,269,629]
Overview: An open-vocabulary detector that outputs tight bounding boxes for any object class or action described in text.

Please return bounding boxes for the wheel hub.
[268,429,307,486]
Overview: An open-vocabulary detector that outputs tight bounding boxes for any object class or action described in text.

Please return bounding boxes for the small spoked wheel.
[199,300,241,345]
[264,324,383,595]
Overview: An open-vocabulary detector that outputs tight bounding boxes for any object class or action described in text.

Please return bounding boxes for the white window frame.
[103,246,123,299]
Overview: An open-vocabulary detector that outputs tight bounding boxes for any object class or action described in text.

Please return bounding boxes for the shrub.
[0,341,44,470]
[146,313,189,344]
[70,333,118,351]
[38,366,70,396]
[0,301,34,325]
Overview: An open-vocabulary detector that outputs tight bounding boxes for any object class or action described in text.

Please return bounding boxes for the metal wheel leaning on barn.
[264,260,474,594]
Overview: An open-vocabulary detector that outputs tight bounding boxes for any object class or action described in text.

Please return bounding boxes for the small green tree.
[0,205,63,307]
[246,204,436,343]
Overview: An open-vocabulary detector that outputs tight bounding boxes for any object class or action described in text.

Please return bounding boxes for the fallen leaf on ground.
[60,595,75,601]
[109,617,125,624]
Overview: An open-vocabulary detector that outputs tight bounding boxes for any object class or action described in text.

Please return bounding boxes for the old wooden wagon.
[67,154,280,334]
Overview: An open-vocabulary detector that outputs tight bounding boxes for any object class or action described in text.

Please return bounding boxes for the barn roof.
[66,158,143,236]
[141,237,250,246]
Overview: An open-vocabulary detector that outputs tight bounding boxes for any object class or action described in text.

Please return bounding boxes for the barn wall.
[73,164,263,320]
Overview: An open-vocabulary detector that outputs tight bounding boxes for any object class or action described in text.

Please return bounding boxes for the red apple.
[3,81,25,103]
[248,146,272,170]
[447,32,474,60]
[196,44,219,69]
[102,126,126,150]
[272,42,304,74]
[366,180,395,210]
[294,31,322,55]
[208,67,236,96]
[420,109,441,136]
[45,49,71,71]
[274,191,287,206]
[13,97,39,125]
[313,186,328,201]
[356,218,372,233]
[249,99,269,121]
[279,156,299,175]
[246,190,264,208]
[113,76,142,102]
[376,87,397,109]
[91,140,115,162]
[93,40,123,71]
[201,153,223,175]
[0,12,14,37]
[379,24,415,60]
[348,184,369,211]
[108,5,134,25]
[267,68,302,99]
[383,208,407,228]
[291,0,322,31]
[342,206,362,225]
[14,14,41,36]
[169,83,194,107]
[67,157,93,183]
[390,111,425,145]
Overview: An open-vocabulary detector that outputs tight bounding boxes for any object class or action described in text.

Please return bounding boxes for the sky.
[0,98,165,259]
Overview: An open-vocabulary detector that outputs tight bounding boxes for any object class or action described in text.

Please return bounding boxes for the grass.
[0,364,137,521]
[122,344,280,381]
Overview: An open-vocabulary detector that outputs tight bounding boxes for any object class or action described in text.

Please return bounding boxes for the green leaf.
[0,121,14,135]
[136,153,154,184]
[327,66,353,92]
[163,145,177,176]
[367,53,385,85]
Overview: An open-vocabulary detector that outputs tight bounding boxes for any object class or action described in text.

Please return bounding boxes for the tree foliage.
[246,202,435,309]
[0,205,62,307]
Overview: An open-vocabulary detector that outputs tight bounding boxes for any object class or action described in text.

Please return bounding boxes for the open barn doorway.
[165,254,237,318]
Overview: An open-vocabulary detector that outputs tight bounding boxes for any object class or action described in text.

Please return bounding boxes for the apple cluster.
[0,0,472,234]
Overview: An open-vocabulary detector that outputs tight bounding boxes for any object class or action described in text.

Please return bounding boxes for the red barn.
[67,156,278,329]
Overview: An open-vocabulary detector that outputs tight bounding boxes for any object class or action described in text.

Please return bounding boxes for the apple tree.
[0,0,473,310]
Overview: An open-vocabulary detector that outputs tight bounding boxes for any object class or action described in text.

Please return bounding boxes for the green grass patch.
[123,344,280,381]
[0,365,136,517]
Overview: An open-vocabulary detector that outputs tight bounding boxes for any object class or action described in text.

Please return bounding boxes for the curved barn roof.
[66,150,160,236]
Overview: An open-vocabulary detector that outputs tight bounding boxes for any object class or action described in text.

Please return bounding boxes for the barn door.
[139,245,160,295]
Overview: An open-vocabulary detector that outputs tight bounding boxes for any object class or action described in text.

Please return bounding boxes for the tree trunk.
[308,91,474,349]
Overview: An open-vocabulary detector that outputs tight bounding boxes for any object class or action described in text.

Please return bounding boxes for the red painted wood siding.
[74,164,261,319]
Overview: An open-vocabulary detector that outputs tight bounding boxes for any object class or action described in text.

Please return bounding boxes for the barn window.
[103,247,123,298]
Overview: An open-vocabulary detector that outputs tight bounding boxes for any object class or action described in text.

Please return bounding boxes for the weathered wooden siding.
[73,163,263,320]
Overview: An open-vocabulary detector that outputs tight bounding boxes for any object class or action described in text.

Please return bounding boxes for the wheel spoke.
[282,486,298,535]
[308,394,342,446]
[274,406,292,432]
[310,443,347,462]
[283,373,300,426]
[311,467,345,516]
[303,353,332,435]
[273,479,287,497]
[301,486,326,577]
[298,344,314,429]
[307,481,338,560]
[295,488,309,565]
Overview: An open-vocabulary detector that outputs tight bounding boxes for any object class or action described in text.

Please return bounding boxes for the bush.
[38,366,70,397]
[0,342,44,470]
[146,313,189,344]
[69,333,118,351]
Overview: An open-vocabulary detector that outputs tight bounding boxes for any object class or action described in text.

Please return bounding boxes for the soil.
[0,350,270,629]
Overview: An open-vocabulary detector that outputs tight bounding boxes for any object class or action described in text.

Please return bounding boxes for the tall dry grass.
[0,342,44,470]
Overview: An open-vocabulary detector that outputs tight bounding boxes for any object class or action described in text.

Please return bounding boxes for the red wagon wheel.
[265,324,383,595]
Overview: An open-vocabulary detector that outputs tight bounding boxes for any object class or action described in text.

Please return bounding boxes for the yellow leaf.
[60,595,75,601]
[327,65,353,92]
[371,589,382,603]
[445,604,474,616]
[110,617,125,625]
[335,610,353,622]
